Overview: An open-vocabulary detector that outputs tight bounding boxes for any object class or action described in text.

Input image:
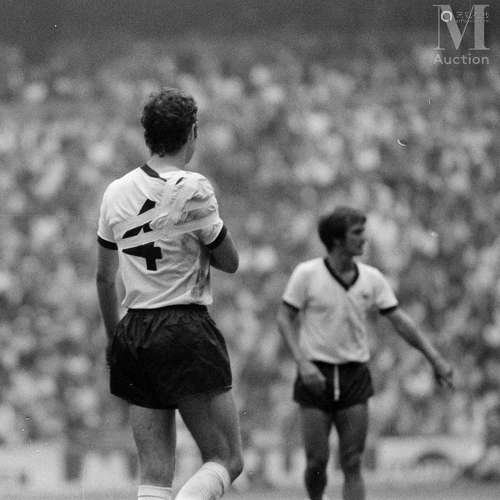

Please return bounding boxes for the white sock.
[138,484,173,500]
[175,461,231,500]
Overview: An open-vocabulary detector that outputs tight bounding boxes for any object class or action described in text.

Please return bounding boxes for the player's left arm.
[207,226,239,274]
[384,307,454,389]
[96,244,120,342]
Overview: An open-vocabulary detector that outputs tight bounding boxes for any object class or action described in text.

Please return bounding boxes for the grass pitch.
[7,479,500,500]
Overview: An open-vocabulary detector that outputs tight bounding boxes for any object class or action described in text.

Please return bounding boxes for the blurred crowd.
[0,36,499,453]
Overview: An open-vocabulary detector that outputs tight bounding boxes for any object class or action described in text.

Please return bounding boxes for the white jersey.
[282,257,398,364]
[97,164,225,309]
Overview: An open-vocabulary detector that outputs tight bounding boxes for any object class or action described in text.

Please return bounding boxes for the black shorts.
[293,361,374,413]
[108,304,232,409]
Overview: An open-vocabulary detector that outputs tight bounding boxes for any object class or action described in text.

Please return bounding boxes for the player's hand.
[298,360,326,395]
[432,356,454,390]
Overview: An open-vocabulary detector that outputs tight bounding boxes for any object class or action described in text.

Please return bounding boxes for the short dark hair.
[141,88,198,156]
[318,206,366,251]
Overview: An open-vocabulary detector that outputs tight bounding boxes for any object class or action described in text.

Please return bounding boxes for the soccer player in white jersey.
[96,88,243,500]
[277,206,453,500]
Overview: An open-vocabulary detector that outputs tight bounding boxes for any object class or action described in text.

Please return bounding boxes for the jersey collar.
[141,163,165,180]
[323,258,359,290]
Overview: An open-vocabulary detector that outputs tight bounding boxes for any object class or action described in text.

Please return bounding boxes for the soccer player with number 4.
[96,88,243,500]
[277,207,454,500]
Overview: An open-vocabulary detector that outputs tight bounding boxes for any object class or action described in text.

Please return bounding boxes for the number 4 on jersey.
[122,199,162,271]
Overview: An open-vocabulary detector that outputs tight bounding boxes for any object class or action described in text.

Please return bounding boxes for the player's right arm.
[96,244,120,342]
[277,303,326,395]
[277,264,326,395]
[96,184,121,344]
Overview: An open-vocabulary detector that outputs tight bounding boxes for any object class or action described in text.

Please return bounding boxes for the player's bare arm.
[384,307,454,389]
[209,229,239,273]
[277,302,326,395]
[96,245,120,341]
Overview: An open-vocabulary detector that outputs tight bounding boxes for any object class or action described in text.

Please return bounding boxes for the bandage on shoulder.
[115,171,222,250]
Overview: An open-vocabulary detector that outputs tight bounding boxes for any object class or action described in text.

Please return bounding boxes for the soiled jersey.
[97,164,225,309]
[282,258,398,364]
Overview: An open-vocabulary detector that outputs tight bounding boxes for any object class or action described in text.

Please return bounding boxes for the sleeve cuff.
[379,304,398,315]
[206,225,227,250]
[282,299,300,312]
[97,235,118,250]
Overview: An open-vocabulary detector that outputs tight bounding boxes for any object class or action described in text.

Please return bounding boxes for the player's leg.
[130,404,176,500]
[300,406,333,500]
[175,390,243,499]
[332,403,369,500]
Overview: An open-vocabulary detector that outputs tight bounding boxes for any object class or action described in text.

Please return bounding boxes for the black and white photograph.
[0,1,498,499]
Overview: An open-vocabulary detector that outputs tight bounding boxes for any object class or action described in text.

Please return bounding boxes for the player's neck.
[326,251,355,273]
[148,153,188,174]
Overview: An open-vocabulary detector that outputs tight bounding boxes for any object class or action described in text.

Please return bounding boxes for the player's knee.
[306,454,329,474]
[339,450,363,475]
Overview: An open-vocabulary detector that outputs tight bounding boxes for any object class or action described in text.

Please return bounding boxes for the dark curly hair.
[141,88,198,156]
[318,206,366,251]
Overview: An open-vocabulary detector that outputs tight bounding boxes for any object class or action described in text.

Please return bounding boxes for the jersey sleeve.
[199,222,226,248]
[282,263,310,310]
[192,176,225,247]
[97,186,118,250]
[372,269,399,314]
